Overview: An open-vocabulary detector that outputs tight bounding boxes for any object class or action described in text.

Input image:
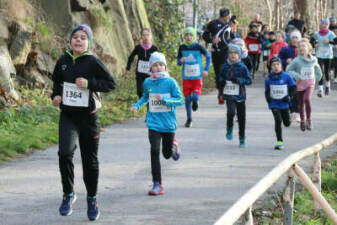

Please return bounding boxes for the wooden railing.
[214,132,337,225]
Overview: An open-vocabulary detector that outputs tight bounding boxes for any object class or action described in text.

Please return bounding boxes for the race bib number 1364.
[62,82,89,107]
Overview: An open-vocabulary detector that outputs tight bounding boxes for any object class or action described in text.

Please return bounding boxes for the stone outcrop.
[0,0,151,101]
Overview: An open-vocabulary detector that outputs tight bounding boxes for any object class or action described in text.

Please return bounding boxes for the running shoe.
[148,182,164,195]
[300,121,306,131]
[239,137,246,148]
[171,139,180,161]
[87,196,100,221]
[317,86,323,98]
[192,100,199,111]
[274,141,284,150]
[306,120,312,131]
[226,127,233,140]
[184,119,192,128]
[295,113,300,123]
[59,193,77,216]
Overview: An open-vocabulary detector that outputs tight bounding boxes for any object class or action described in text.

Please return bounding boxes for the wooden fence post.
[293,164,337,224]
[283,168,295,225]
[244,206,253,225]
[312,152,322,215]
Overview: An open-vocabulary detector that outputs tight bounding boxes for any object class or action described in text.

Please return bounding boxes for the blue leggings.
[185,93,200,119]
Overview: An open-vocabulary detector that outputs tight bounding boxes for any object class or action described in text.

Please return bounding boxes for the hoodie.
[132,72,184,133]
[286,55,323,91]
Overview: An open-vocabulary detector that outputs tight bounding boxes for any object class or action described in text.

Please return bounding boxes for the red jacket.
[245,36,261,54]
[268,41,288,62]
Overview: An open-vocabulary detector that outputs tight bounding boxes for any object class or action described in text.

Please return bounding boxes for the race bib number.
[300,67,314,80]
[263,50,270,56]
[249,44,259,52]
[62,82,89,107]
[318,46,330,57]
[223,81,240,96]
[270,85,288,99]
[137,60,150,73]
[184,64,200,77]
[149,93,172,113]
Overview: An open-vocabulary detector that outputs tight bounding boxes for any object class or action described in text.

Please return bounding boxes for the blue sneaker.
[171,139,180,161]
[226,127,233,140]
[239,137,246,148]
[87,196,100,221]
[148,182,164,195]
[59,193,77,216]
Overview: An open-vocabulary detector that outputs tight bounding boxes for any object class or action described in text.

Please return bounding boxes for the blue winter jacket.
[132,75,184,133]
[265,71,296,109]
[218,60,252,102]
[278,45,297,69]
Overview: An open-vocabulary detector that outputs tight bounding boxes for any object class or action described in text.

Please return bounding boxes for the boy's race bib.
[149,93,172,113]
[223,81,240,96]
[249,44,259,52]
[62,82,89,107]
[300,67,314,80]
[184,64,200,77]
[270,84,288,99]
[137,60,150,73]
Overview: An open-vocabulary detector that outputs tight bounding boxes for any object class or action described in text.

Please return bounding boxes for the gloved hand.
[230,77,238,84]
[282,95,291,102]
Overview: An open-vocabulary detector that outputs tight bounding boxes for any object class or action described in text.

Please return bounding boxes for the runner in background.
[202,7,235,104]
[125,28,158,99]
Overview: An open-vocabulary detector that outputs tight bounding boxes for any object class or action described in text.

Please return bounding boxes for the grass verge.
[0,60,215,164]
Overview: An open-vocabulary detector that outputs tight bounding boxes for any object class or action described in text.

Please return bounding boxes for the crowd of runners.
[49,7,336,221]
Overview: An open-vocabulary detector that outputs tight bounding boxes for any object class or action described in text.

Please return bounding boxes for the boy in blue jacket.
[265,57,296,150]
[177,27,211,128]
[131,52,184,195]
[218,44,252,147]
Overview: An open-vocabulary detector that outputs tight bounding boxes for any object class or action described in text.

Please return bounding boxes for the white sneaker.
[291,112,297,122]
[295,113,301,123]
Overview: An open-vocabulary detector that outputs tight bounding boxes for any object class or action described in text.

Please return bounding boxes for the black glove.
[282,95,291,102]
[230,77,238,84]
[265,90,271,104]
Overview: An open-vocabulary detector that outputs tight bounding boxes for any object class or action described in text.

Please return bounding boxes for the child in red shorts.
[177,27,211,127]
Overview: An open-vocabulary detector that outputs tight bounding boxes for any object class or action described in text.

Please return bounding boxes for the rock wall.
[0,0,151,102]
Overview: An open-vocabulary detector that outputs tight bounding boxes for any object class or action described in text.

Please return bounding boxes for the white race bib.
[300,67,314,80]
[137,60,150,73]
[184,64,200,77]
[263,50,270,56]
[62,82,89,107]
[249,44,259,52]
[270,85,288,99]
[223,81,240,96]
[318,46,330,57]
[149,93,172,113]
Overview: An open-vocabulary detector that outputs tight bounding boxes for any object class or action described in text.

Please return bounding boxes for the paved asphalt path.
[0,76,337,225]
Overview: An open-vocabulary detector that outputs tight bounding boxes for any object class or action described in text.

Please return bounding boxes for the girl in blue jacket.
[218,44,252,147]
[131,52,184,195]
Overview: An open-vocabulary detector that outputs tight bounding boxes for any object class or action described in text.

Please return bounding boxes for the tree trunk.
[265,0,272,28]
[274,0,280,30]
[294,0,312,34]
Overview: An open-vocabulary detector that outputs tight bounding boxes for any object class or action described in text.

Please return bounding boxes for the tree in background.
[144,0,185,60]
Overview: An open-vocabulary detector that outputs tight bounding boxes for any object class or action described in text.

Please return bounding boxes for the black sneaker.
[184,119,192,128]
[87,197,100,221]
[59,193,77,216]
[192,100,199,111]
